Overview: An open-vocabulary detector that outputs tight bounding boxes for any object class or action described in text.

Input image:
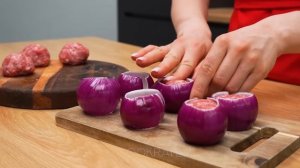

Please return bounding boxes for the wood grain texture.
[0,107,177,168]
[0,60,127,109]
[56,107,300,168]
[207,8,233,24]
[0,37,300,168]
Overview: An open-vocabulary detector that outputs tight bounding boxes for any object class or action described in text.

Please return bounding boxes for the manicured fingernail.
[131,52,138,57]
[136,57,144,62]
[151,67,160,73]
[164,76,174,81]
[131,53,139,60]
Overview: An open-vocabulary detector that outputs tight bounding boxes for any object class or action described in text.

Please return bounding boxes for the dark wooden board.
[0,60,127,109]
[56,107,300,168]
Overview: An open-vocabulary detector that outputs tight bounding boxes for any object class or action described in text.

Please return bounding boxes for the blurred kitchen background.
[0,0,233,46]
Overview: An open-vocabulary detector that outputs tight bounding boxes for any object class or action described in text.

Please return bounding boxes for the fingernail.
[164,76,174,81]
[151,67,160,73]
[136,57,144,62]
[131,52,138,57]
[131,53,139,60]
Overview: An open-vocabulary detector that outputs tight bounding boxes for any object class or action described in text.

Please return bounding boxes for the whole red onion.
[212,91,258,131]
[77,77,121,116]
[118,71,154,96]
[177,98,227,145]
[120,89,165,129]
[152,78,193,113]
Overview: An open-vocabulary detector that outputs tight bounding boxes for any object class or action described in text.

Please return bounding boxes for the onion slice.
[152,78,193,113]
[120,89,165,129]
[177,98,227,145]
[77,77,121,116]
[118,71,154,96]
[212,91,258,131]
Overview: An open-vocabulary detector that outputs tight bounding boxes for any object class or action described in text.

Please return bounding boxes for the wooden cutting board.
[0,60,127,109]
[56,107,300,168]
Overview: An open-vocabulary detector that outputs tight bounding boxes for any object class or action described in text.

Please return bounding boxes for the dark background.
[118,0,234,47]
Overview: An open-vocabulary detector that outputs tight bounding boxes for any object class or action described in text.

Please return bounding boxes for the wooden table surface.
[0,37,299,168]
[208,8,233,24]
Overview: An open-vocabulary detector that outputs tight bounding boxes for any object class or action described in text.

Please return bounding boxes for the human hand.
[191,19,284,98]
[132,20,212,80]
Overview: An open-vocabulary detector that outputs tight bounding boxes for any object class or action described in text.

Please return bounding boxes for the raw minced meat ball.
[22,44,51,67]
[59,42,89,65]
[2,53,35,77]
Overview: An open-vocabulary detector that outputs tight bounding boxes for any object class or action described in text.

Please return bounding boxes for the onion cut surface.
[120,89,165,130]
[152,78,193,113]
[212,91,258,131]
[118,71,154,96]
[177,98,227,145]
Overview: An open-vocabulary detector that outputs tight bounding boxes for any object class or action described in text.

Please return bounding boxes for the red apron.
[229,0,300,85]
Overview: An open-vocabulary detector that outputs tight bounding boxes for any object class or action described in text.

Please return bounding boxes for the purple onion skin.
[77,77,121,116]
[213,92,258,131]
[152,79,193,113]
[118,72,154,96]
[120,90,164,129]
[177,99,227,145]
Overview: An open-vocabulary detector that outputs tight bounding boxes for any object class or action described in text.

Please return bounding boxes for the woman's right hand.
[131,19,212,80]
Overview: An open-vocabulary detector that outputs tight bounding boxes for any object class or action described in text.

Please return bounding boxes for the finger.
[131,45,157,60]
[207,50,242,95]
[171,45,206,80]
[192,63,201,80]
[224,59,255,93]
[151,44,184,78]
[135,45,170,67]
[239,63,271,91]
[239,73,263,92]
[190,36,228,98]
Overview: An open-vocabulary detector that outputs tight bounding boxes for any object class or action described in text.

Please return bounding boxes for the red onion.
[212,91,258,131]
[152,78,193,113]
[177,98,227,145]
[77,77,121,116]
[120,89,165,129]
[118,71,154,96]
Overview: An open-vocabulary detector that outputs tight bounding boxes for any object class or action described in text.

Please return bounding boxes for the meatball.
[22,44,51,67]
[58,42,89,65]
[2,53,35,77]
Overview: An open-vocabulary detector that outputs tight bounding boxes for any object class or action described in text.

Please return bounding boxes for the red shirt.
[235,0,300,9]
[229,0,300,85]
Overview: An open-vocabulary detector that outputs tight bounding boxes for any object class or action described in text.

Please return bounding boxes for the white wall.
[0,0,117,42]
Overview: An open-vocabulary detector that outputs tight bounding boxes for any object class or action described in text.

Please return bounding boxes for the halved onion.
[77,77,121,116]
[177,98,227,145]
[120,89,165,129]
[212,91,258,131]
[118,71,154,96]
[152,78,193,113]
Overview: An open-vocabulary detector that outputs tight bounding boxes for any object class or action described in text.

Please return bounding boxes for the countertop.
[208,8,233,24]
[0,37,300,168]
